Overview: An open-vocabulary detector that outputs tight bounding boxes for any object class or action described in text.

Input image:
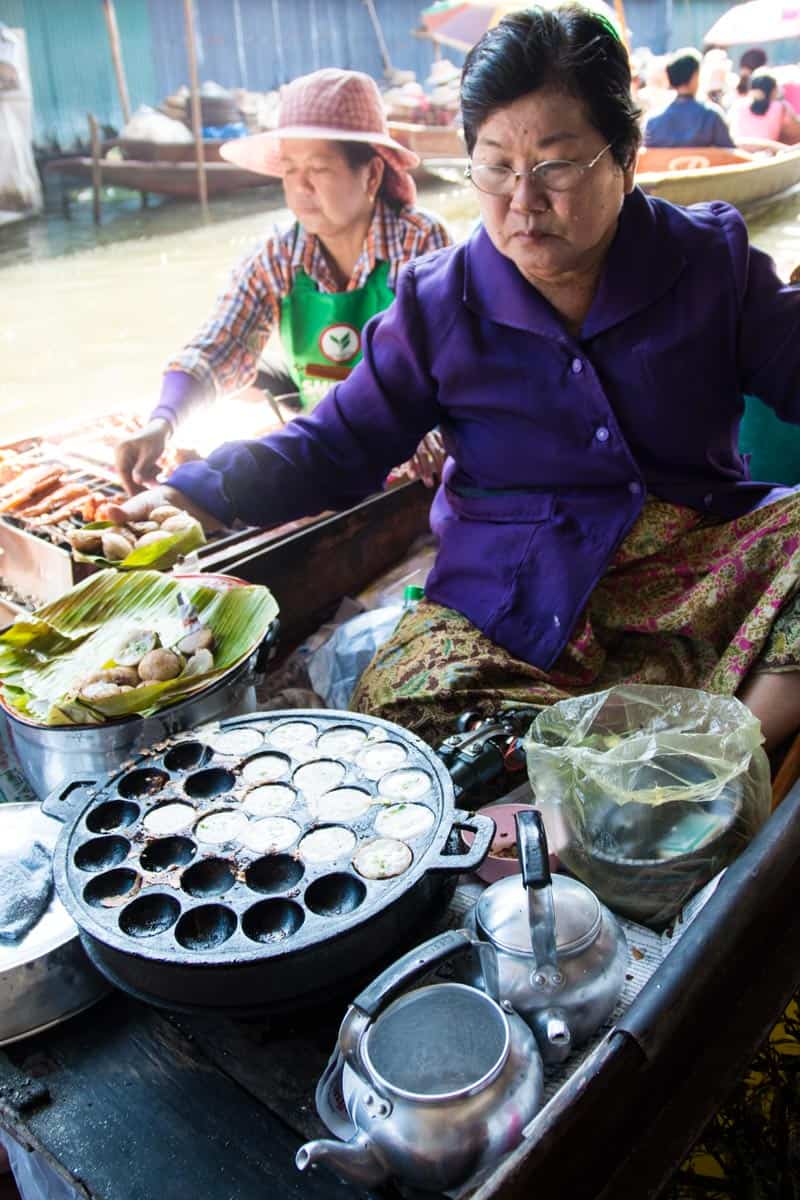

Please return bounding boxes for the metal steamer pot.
[297,930,544,1191]
[466,810,628,1064]
[2,574,279,801]
[51,711,494,1013]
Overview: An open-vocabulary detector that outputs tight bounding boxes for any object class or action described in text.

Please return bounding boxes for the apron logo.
[319,323,360,364]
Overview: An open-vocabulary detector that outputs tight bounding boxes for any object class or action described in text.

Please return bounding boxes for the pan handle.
[426,809,495,874]
[41,775,97,822]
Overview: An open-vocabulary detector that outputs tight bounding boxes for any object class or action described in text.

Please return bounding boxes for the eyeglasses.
[465,144,613,195]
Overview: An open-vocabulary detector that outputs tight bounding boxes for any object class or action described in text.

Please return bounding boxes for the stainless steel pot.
[466,810,628,1064]
[4,642,267,801]
[297,929,544,1191]
[2,579,278,802]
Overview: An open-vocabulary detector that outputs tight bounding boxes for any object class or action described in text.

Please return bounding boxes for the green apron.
[279,255,393,410]
[739,393,800,486]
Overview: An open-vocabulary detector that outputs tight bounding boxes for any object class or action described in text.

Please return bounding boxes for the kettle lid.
[475,873,602,957]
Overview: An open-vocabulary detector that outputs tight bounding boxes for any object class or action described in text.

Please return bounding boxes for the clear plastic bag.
[525,685,771,928]
[307,605,404,710]
[0,1130,82,1200]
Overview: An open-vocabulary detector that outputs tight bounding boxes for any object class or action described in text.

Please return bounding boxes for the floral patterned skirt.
[352,495,800,744]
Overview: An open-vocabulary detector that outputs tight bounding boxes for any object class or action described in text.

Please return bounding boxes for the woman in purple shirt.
[111,8,800,753]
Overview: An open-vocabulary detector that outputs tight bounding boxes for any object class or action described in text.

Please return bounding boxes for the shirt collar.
[463,187,687,341]
[291,200,389,291]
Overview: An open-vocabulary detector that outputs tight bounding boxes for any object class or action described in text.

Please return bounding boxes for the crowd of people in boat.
[636,43,800,148]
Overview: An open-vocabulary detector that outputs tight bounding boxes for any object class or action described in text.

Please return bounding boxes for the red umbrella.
[705,1,800,46]
[420,0,622,52]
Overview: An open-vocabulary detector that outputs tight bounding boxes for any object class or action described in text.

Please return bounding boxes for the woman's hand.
[396,430,447,489]
[105,485,223,532]
[114,418,171,495]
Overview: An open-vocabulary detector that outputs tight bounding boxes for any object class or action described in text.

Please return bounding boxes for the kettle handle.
[517,809,558,970]
[354,929,499,1018]
[338,930,500,1078]
[517,809,551,889]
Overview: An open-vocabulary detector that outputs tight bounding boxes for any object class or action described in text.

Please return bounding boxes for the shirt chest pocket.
[427,487,557,638]
[445,487,555,525]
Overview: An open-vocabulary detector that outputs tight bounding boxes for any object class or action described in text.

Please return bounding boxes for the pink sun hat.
[221,68,421,206]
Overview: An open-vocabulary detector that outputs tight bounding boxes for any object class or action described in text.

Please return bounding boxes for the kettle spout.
[532,1008,572,1063]
[296,1132,388,1187]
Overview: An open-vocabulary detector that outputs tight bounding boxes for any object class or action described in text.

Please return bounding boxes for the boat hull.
[44,157,276,198]
[637,146,800,210]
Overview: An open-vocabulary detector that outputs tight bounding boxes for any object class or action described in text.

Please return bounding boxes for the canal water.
[1,177,799,448]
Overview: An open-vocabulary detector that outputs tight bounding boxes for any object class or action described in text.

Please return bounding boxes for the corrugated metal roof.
[0,0,157,148]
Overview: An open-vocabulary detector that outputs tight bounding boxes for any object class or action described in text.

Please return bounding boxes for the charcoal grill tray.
[52,711,493,1011]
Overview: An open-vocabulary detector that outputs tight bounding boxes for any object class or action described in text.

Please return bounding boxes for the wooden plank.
[88,114,102,226]
[0,994,363,1200]
[101,0,131,124]
[167,1010,336,1143]
[209,483,433,648]
[183,0,208,217]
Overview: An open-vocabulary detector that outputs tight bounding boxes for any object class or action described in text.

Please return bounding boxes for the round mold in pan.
[51,711,468,1009]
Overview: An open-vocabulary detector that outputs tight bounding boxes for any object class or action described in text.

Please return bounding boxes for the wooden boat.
[0,208,34,227]
[636,142,800,210]
[115,137,229,164]
[43,156,276,199]
[387,120,466,184]
[0,478,798,1200]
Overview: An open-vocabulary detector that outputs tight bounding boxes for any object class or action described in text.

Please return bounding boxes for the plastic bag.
[0,92,42,212]
[525,685,771,928]
[121,105,193,144]
[0,1130,82,1200]
[307,605,404,710]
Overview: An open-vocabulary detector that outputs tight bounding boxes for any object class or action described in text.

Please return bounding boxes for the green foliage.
[668,998,800,1199]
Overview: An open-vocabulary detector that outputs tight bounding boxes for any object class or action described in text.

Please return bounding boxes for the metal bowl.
[554,760,746,926]
[0,805,108,1045]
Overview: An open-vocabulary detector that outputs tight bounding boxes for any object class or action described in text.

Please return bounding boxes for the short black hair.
[666,48,701,89]
[740,48,768,72]
[749,73,777,116]
[460,6,641,171]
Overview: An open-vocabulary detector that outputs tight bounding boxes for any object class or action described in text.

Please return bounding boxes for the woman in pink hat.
[115,68,451,493]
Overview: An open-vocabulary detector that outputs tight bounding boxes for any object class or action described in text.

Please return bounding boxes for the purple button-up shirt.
[171,188,799,670]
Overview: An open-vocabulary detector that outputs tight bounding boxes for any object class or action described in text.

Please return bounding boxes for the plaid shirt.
[157,201,450,422]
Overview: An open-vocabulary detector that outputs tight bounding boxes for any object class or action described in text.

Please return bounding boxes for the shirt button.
[704,493,713,507]
[571,357,584,374]
[595,426,610,443]
[553,615,561,628]
[628,481,642,495]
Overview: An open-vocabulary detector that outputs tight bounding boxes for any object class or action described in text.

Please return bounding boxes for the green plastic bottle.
[403,584,425,609]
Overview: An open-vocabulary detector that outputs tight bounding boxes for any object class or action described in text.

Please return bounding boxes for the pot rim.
[361,982,511,1103]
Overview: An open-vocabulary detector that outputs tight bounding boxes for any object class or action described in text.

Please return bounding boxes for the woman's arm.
[158,260,444,528]
[151,235,287,430]
[779,100,800,145]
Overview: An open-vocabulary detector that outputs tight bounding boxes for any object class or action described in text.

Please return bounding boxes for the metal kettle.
[466,810,628,1064]
[296,929,544,1191]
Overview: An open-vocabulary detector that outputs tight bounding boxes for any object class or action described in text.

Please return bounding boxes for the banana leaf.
[71,520,206,571]
[0,569,278,726]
